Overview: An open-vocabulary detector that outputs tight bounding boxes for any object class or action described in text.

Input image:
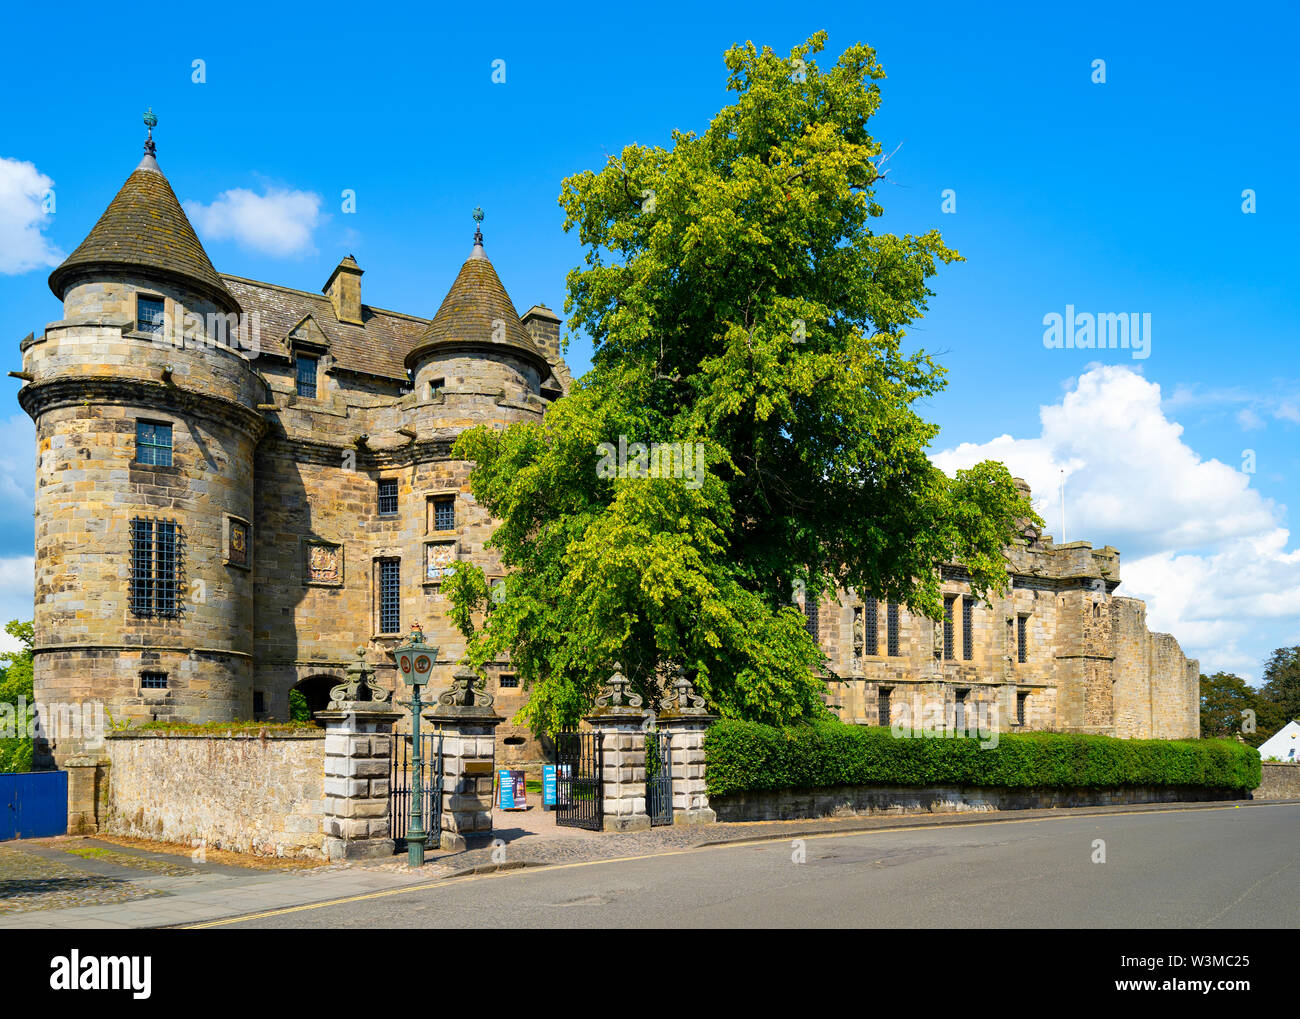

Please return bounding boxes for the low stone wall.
[1253,762,1300,800]
[712,783,1247,822]
[103,731,327,858]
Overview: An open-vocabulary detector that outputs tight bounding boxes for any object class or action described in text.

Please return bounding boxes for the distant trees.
[1199,645,1299,747]
[1258,647,1300,729]
[0,620,35,773]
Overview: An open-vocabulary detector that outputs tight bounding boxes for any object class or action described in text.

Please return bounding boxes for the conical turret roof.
[404,227,548,373]
[49,145,239,314]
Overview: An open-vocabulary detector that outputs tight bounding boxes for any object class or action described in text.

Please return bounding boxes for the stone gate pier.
[659,668,717,825]
[585,669,651,832]
[426,665,503,852]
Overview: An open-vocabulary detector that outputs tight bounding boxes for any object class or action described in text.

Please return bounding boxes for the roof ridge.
[220,273,430,325]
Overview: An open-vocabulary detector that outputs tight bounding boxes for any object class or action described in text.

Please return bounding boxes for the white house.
[1257,720,1300,763]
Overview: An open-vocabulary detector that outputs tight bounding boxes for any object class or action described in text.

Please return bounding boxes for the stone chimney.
[521,304,561,359]
[324,255,364,325]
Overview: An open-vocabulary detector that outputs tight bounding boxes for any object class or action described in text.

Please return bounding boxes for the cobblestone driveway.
[0,843,167,915]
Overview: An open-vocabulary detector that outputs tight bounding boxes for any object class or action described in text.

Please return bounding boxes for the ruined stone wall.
[1110,597,1152,738]
[103,732,326,858]
[820,535,1194,741]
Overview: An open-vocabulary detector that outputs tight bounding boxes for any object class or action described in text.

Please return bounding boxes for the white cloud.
[1237,407,1265,431]
[1167,380,1300,430]
[935,365,1300,681]
[184,186,322,257]
[0,555,33,654]
[0,157,63,273]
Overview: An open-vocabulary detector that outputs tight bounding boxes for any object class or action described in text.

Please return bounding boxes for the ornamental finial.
[472,206,484,246]
[142,108,158,157]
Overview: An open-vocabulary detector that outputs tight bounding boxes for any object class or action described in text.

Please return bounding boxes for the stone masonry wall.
[249,350,545,758]
[714,782,1247,822]
[103,732,326,858]
[1253,762,1300,800]
[822,532,1197,740]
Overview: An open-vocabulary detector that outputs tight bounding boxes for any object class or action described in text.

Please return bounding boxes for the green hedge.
[704,719,1261,798]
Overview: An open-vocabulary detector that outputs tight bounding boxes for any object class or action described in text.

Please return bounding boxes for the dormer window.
[137,295,165,334]
[295,354,318,398]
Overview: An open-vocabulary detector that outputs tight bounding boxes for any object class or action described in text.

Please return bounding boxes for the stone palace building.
[17,123,1199,769]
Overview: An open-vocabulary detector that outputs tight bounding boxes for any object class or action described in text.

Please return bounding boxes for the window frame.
[886,601,901,657]
[428,495,456,532]
[135,420,173,467]
[377,478,399,518]
[295,353,319,398]
[136,294,166,335]
[129,517,183,618]
[804,593,819,639]
[377,557,401,635]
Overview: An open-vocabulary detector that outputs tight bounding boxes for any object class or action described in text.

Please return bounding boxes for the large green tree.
[446,33,1036,733]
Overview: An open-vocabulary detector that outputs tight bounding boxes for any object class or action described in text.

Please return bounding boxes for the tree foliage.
[1199,651,1299,748]
[446,33,1037,734]
[0,620,35,773]
[1258,646,1300,728]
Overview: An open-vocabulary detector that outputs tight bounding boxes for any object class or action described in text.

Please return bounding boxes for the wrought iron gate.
[553,729,603,830]
[390,732,442,853]
[645,729,673,826]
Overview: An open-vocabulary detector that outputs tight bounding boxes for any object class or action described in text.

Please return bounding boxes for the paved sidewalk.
[1,798,1288,928]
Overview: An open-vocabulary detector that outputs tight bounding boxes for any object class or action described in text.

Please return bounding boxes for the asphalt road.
[221,802,1299,928]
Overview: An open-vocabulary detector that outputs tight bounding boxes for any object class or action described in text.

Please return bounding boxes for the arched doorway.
[289,675,339,722]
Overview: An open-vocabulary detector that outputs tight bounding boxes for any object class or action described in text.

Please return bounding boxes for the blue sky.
[1,0,1296,677]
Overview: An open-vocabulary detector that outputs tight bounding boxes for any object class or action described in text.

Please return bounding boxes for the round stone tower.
[18,116,267,765]
[404,212,554,419]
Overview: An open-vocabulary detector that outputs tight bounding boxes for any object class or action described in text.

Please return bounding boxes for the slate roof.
[48,154,239,314]
[405,242,551,374]
[221,276,428,382]
[50,148,554,383]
